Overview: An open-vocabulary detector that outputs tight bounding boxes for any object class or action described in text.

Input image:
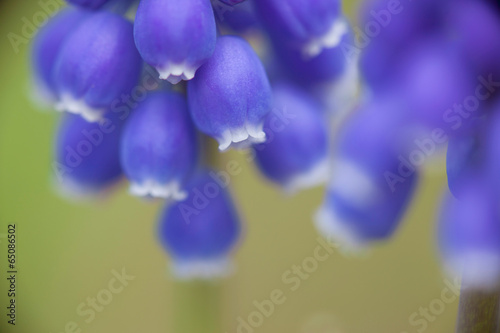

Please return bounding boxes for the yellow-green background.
[0,1,455,332]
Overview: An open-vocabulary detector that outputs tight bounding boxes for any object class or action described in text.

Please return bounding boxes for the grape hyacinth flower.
[439,178,500,290]
[395,42,476,132]
[315,100,419,248]
[253,0,347,57]
[359,0,445,47]
[214,0,259,34]
[53,11,142,122]
[53,113,123,195]
[448,0,500,79]
[446,124,484,199]
[134,0,216,84]
[187,36,272,151]
[271,31,351,85]
[120,91,198,200]
[253,83,329,192]
[66,0,111,10]
[158,169,242,279]
[481,108,500,197]
[358,0,447,90]
[31,7,89,106]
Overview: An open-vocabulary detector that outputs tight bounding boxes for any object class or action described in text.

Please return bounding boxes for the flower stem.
[173,280,223,333]
[456,288,500,333]
[172,137,224,333]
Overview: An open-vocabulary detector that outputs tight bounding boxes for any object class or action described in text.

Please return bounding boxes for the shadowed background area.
[0,1,456,332]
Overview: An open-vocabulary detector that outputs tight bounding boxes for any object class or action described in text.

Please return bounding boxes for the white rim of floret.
[318,52,360,118]
[29,78,56,110]
[51,176,118,202]
[284,157,331,194]
[129,179,187,201]
[217,122,266,151]
[303,17,349,58]
[156,62,198,84]
[444,251,500,291]
[170,256,234,280]
[314,204,369,255]
[56,94,106,122]
[329,159,381,207]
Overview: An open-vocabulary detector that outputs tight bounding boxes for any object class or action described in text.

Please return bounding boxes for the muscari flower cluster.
[32,0,500,287]
[32,0,349,279]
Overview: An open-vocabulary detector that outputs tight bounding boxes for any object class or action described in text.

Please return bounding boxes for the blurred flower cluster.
[315,0,500,291]
[30,0,500,289]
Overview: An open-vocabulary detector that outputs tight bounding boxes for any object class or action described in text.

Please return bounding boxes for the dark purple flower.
[31,7,89,105]
[187,35,272,151]
[254,0,345,57]
[439,178,500,290]
[134,0,216,84]
[120,91,198,200]
[53,11,142,122]
[253,83,329,192]
[158,169,242,279]
[53,113,123,196]
[270,28,352,85]
[315,98,418,247]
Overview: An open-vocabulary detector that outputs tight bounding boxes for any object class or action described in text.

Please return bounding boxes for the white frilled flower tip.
[52,176,120,203]
[169,257,234,280]
[156,62,198,84]
[56,94,105,122]
[330,160,381,207]
[444,251,500,291]
[314,205,369,255]
[312,160,382,255]
[129,180,187,201]
[318,52,360,117]
[303,17,349,58]
[53,177,98,201]
[29,79,56,111]
[284,158,331,194]
[217,122,266,151]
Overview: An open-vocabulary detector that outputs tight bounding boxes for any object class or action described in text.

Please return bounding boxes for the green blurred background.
[0,1,456,332]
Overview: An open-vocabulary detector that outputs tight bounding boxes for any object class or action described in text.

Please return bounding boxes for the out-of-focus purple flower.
[187,36,272,151]
[358,0,447,90]
[66,0,110,10]
[395,42,476,131]
[120,91,198,200]
[359,34,408,92]
[158,169,242,279]
[446,120,486,198]
[483,109,500,195]
[438,178,500,290]
[53,11,142,122]
[253,83,329,192]
[254,0,346,57]
[315,99,418,248]
[134,0,216,84]
[53,113,123,196]
[271,23,359,88]
[359,0,445,46]
[214,0,259,34]
[447,106,500,198]
[270,27,352,86]
[448,0,500,78]
[31,7,89,105]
